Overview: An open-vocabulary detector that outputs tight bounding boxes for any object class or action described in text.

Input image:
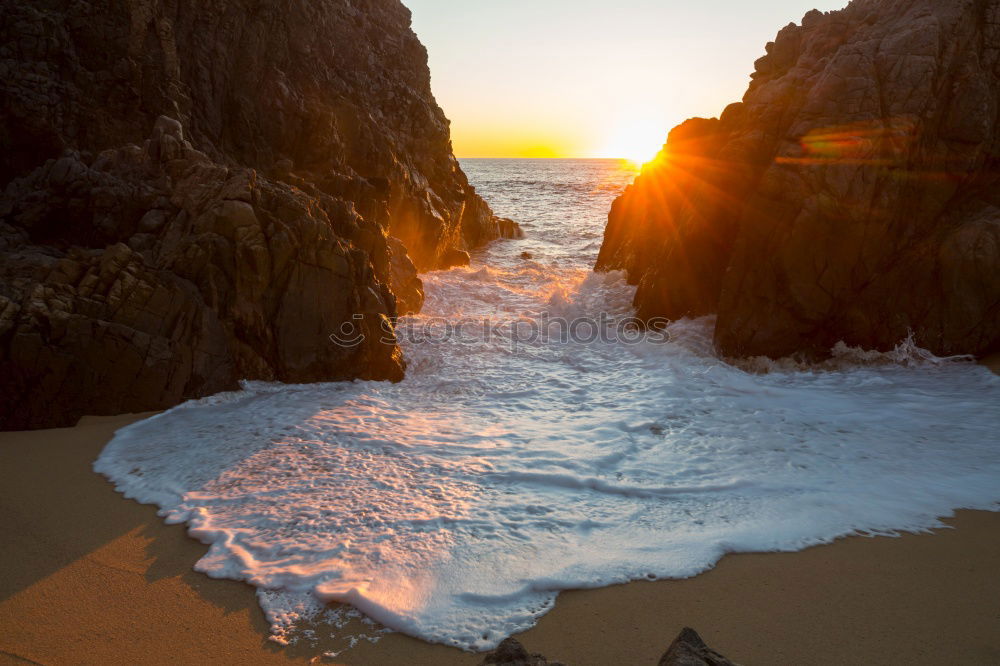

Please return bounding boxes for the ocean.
[95,158,1000,653]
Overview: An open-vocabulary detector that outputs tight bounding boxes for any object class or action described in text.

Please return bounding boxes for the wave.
[730,333,975,374]
[94,158,1000,655]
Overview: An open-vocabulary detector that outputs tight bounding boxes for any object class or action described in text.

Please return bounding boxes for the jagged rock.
[658,628,740,666]
[0,0,521,429]
[479,638,560,666]
[497,217,526,240]
[597,0,1000,359]
[477,630,737,665]
[0,121,404,429]
[440,248,472,269]
[0,0,519,270]
[386,235,425,315]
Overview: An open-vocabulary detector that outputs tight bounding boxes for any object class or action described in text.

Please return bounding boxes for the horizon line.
[456,156,636,160]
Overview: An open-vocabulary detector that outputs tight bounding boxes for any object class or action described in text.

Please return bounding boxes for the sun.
[599,116,667,166]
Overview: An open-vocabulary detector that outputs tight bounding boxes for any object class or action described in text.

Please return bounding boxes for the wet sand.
[1,407,998,665]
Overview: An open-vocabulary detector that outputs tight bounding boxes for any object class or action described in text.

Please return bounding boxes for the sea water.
[95,159,1000,651]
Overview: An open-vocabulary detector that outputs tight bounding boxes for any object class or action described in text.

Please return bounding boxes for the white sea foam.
[95,159,1000,652]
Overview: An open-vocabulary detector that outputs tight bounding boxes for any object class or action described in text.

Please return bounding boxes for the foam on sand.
[94,319,1000,650]
[95,159,1000,651]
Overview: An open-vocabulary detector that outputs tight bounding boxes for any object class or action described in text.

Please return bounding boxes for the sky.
[404,0,848,160]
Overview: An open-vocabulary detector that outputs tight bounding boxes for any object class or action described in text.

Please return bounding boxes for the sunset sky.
[404,0,846,161]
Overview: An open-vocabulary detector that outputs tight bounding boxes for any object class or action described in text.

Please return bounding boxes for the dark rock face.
[477,629,737,666]
[0,0,517,270]
[479,638,560,666]
[0,0,519,429]
[597,0,1000,359]
[658,628,740,666]
[0,119,404,429]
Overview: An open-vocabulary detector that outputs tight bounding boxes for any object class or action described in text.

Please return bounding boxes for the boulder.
[440,248,473,269]
[658,628,740,666]
[480,638,560,666]
[476,629,737,665]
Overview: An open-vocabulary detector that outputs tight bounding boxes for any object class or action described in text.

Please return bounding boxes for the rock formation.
[0,117,406,429]
[0,0,519,429]
[597,0,1000,360]
[477,629,738,666]
[657,628,740,666]
[480,637,560,666]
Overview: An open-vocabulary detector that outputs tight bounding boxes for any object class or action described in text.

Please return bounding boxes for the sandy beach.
[4,0,1000,663]
[0,406,998,666]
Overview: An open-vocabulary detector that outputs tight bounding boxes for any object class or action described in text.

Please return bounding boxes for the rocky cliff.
[0,0,519,430]
[597,0,1000,360]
